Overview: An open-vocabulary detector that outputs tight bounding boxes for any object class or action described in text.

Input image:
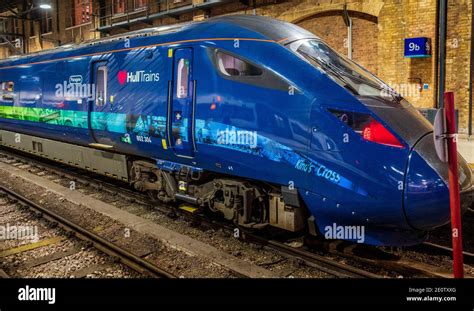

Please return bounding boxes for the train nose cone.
[404,133,473,231]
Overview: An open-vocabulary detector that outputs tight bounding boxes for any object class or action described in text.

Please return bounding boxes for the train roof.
[0,14,316,67]
[208,15,316,42]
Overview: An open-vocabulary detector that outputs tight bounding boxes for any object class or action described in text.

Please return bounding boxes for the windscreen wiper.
[299,51,359,95]
[324,61,382,91]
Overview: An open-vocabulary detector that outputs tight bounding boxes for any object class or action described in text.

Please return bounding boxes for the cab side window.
[211,49,289,91]
[216,52,262,77]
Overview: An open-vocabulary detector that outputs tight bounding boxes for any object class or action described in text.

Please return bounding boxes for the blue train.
[0,15,472,246]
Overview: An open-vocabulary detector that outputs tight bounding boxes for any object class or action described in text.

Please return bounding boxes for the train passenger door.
[89,60,115,149]
[169,48,195,158]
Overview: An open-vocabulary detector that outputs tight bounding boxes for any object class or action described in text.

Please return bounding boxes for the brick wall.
[297,12,379,75]
[445,0,472,133]
[376,0,437,110]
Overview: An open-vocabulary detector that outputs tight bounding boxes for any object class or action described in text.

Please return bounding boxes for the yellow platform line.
[0,236,64,258]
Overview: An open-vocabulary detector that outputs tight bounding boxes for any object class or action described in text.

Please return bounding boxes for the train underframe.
[130,159,308,232]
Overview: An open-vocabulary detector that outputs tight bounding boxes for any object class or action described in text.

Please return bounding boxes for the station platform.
[458,135,474,168]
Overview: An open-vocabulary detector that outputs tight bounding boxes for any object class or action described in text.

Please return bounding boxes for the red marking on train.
[362,119,404,148]
[118,70,127,85]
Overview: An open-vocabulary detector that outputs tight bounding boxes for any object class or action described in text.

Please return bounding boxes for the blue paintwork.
[0,15,472,246]
[405,149,450,230]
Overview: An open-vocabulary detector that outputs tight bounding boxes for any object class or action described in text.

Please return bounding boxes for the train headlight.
[329,108,405,149]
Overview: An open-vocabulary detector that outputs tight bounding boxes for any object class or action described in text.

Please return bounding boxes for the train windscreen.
[288,39,401,100]
[288,39,433,147]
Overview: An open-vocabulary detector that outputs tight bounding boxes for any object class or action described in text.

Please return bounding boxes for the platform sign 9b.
[404,37,432,58]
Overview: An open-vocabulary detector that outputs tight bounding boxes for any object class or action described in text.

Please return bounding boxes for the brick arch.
[293,10,378,25]
[288,3,382,75]
[277,1,384,24]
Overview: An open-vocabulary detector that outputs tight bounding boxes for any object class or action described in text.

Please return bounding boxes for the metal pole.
[348,18,352,60]
[342,5,352,60]
[438,0,448,108]
[468,3,473,137]
[55,0,61,46]
[22,0,27,54]
[445,92,464,278]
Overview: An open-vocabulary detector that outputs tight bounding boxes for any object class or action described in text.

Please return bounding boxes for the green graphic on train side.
[0,106,88,128]
[0,106,127,133]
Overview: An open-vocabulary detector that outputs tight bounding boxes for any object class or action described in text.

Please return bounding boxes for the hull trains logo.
[118,70,160,86]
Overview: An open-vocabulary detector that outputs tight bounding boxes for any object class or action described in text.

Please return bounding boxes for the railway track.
[242,235,381,278]
[414,242,474,265]
[0,185,175,279]
[305,240,457,278]
[0,146,466,278]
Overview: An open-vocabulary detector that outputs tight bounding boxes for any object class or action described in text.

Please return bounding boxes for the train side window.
[1,81,14,92]
[1,81,15,101]
[5,81,14,92]
[96,66,107,106]
[216,52,262,77]
[176,58,189,98]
